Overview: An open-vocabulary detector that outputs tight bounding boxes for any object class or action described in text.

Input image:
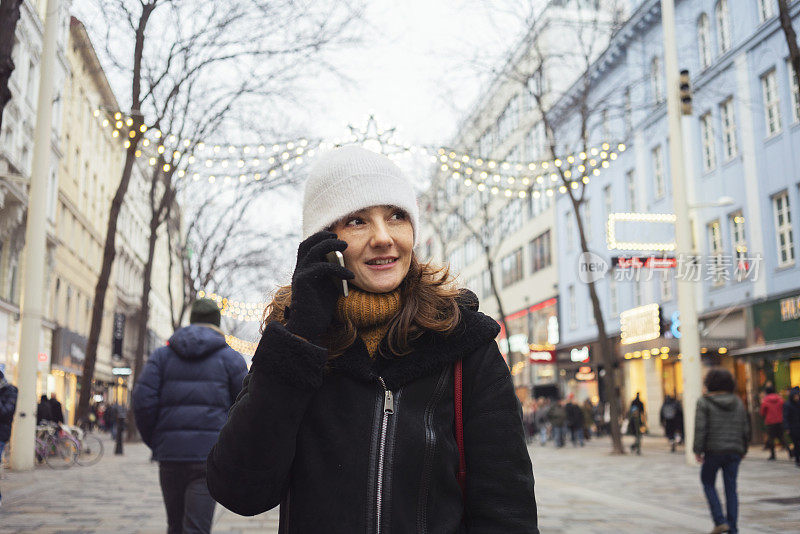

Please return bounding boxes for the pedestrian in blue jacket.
[0,363,18,508]
[133,298,247,534]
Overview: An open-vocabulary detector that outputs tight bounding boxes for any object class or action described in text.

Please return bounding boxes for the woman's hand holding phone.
[286,231,354,343]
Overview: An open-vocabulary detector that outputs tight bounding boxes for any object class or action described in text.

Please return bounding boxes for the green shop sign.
[752,293,800,343]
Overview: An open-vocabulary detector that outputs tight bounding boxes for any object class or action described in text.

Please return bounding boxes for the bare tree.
[77,0,364,422]
[0,0,23,129]
[421,181,518,369]
[502,2,628,454]
[432,0,630,453]
[778,0,800,97]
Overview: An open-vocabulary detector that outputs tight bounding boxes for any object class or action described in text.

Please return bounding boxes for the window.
[700,113,716,171]
[720,98,737,160]
[773,191,795,267]
[660,271,674,301]
[634,279,643,306]
[609,278,618,317]
[626,170,637,211]
[762,69,781,136]
[482,270,492,299]
[651,57,664,103]
[565,211,574,248]
[652,145,665,198]
[527,122,547,161]
[529,230,552,274]
[708,220,724,285]
[730,212,747,278]
[698,14,712,70]
[581,200,592,241]
[757,0,774,22]
[789,60,800,124]
[500,247,524,287]
[624,87,632,134]
[568,285,577,329]
[715,0,731,54]
[604,185,613,219]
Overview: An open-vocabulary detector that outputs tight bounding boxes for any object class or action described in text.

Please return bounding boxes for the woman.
[207,146,538,532]
[694,368,750,534]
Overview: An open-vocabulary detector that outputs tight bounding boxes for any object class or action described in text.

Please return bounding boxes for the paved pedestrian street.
[1,433,798,533]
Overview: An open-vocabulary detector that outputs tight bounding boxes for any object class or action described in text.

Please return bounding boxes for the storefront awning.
[729,338,800,360]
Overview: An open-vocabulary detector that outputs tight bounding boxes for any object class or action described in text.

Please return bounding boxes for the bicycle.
[60,423,104,466]
[35,423,77,469]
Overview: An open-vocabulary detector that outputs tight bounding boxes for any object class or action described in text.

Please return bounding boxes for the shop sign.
[529,350,555,363]
[753,292,800,344]
[112,367,132,376]
[612,256,677,269]
[112,313,126,361]
[52,327,87,375]
[575,366,596,381]
[570,346,590,362]
[620,303,661,345]
[780,295,800,322]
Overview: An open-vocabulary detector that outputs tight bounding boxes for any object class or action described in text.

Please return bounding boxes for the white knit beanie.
[302,146,419,243]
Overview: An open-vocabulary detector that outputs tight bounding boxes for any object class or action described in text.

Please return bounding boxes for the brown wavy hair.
[261,253,462,357]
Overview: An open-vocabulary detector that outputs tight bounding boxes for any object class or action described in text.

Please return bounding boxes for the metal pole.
[9,0,60,471]
[661,0,703,465]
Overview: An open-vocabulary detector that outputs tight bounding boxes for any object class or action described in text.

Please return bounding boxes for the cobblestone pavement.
[1,432,798,533]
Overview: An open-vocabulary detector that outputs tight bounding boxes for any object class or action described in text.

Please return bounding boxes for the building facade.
[0,0,72,403]
[0,12,185,424]
[418,0,625,402]
[552,0,800,432]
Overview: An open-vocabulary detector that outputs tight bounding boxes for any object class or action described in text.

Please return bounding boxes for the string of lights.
[225,335,258,357]
[434,142,626,198]
[197,290,268,322]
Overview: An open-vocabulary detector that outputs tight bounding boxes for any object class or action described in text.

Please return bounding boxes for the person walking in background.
[630,392,646,434]
[660,395,684,452]
[548,398,568,448]
[535,398,550,446]
[694,368,750,534]
[133,298,248,534]
[206,147,539,532]
[760,386,791,461]
[36,394,52,425]
[0,364,18,509]
[565,394,584,447]
[581,399,594,441]
[783,387,800,467]
[48,394,64,425]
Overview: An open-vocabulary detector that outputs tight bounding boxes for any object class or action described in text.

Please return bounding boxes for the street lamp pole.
[10,0,60,471]
[661,0,703,466]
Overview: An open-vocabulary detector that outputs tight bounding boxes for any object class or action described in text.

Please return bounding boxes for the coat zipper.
[376,376,394,534]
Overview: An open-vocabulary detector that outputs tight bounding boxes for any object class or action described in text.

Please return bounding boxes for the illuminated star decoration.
[345,115,404,155]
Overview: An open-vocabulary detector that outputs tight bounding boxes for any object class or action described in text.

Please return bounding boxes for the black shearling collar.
[326,306,500,390]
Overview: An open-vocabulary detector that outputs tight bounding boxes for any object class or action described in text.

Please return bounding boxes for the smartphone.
[324,250,349,297]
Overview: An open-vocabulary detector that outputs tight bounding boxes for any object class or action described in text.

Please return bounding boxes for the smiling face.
[330,205,414,294]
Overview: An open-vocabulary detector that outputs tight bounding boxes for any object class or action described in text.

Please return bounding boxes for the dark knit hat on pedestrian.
[190,298,221,326]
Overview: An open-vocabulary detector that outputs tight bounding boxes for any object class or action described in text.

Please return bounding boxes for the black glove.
[285,231,354,343]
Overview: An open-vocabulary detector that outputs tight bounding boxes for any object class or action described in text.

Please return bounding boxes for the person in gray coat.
[694,368,750,534]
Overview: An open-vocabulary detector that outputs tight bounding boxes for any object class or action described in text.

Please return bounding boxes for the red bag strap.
[455,358,466,498]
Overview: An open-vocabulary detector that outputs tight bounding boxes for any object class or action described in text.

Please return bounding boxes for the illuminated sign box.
[620,303,661,345]
[607,213,676,252]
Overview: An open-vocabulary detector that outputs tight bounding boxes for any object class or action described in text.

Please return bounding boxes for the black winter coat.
[0,378,18,442]
[784,388,800,435]
[133,324,248,462]
[207,303,539,533]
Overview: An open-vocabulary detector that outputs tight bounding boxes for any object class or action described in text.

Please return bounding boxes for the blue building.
[553,0,800,430]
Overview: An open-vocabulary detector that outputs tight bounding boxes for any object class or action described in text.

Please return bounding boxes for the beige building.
[43,17,183,423]
[0,0,72,400]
